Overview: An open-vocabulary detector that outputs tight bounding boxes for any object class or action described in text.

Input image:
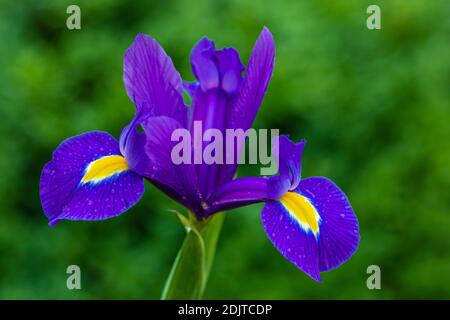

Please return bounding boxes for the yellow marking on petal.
[279,191,321,235]
[81,155,129,184]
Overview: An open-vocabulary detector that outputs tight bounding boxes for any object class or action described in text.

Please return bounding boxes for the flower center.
[81,155,129,184]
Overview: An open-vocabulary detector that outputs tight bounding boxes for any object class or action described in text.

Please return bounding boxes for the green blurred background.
[0,0,449,299]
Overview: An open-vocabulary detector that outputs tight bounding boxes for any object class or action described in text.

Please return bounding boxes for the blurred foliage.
[0,0,449,299]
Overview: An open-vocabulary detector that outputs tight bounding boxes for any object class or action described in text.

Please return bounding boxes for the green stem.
[161,212,225,300]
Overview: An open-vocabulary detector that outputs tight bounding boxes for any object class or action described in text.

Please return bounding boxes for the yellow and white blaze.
[279,191,321,237]
[81,155,129,184]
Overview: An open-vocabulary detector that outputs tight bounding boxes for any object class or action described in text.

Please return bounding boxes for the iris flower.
[40,27,359,281]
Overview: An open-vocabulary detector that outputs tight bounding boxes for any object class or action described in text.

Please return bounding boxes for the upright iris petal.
[123,33,188,126]
[188,38,245,198]
[229,27,275,133]
[187,28,275,195]
[119,34,201,213]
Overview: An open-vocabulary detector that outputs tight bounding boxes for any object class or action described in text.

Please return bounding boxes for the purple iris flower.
[40,27,359,281]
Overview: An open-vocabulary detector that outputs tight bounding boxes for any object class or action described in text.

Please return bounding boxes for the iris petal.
[206,177,269,214]
[123,33,188,127]
[295,177,360,272]
[40,131,144,226]
[229,27,275,132]
[269,136,305,194]
[122,115,202,214]
[261,199,321,281]
[188,38,245,199]
[205,135,305,215]
[261,177,359,281]
[215,48,245,95]
[190,37,220,92]
[221,27,276,184]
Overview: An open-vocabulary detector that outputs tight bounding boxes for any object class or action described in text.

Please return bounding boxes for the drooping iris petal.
[262,198,321,281]
[40,131,144,226]
[295,177,360,272]
[123,33,188,127]
[261,177,359,281]
[121,114,202,214]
